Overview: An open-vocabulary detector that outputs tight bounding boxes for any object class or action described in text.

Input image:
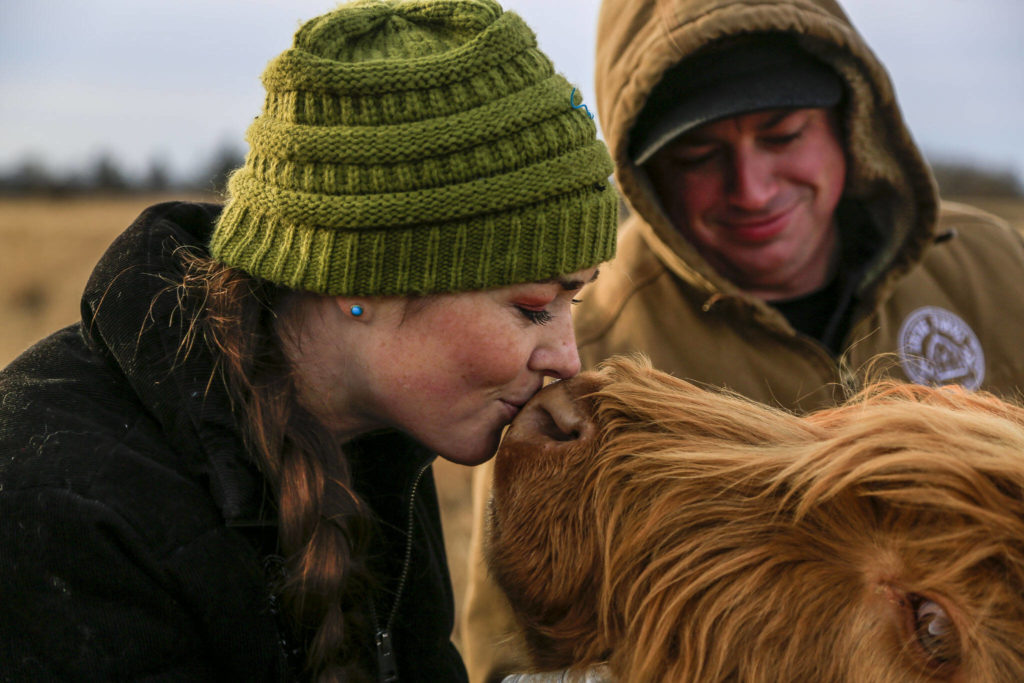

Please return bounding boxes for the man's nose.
[727,148,776,209]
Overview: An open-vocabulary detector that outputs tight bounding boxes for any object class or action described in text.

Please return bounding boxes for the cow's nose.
[512,380,588,444]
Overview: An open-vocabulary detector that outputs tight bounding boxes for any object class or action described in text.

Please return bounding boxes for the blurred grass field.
[2,193,1023,650]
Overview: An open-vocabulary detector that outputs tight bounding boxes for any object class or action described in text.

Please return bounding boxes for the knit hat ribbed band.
[210,0,618,295]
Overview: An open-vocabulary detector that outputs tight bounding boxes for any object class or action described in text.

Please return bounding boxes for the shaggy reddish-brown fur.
[486,356,1024,682]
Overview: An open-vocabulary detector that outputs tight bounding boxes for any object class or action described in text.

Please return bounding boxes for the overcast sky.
[1,0,1021,183]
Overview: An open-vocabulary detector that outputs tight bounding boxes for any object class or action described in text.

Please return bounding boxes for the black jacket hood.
[80,200,267,524]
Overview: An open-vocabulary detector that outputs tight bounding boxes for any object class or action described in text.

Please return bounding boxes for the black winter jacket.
[0,202,467,682]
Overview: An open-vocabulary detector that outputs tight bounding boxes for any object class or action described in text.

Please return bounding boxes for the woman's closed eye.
[511,272,593,326]
[517,306,553,325]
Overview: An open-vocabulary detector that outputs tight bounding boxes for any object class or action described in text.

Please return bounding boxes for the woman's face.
[286,267,599,465]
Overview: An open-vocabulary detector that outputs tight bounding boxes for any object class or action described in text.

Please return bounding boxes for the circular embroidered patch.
[898,306,985,390]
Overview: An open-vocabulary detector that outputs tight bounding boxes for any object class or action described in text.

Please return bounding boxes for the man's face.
[645,108,846,301]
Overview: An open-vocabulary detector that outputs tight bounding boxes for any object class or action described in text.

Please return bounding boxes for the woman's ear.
[333,297,370,321]
[332,295,415,326]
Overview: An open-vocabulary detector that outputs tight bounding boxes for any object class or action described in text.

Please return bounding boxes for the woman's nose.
[529,317,582,380]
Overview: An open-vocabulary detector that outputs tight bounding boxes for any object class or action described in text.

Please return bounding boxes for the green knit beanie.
[210,0,618,295]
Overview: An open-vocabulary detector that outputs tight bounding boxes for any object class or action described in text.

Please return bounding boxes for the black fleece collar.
[79,201,270,526]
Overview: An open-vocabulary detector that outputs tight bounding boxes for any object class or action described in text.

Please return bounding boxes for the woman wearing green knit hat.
[0,1,617,681]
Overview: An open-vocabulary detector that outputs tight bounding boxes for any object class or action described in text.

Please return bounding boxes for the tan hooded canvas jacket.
[582,0,1024,412]
[461,1,1024,680]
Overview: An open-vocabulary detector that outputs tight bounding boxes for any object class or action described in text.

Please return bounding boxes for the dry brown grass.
[1,193,1021,656]
[0,194,215,365]
[952,196,1024,231]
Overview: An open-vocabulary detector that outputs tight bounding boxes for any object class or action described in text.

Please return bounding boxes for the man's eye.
[763,130,802,146]
[517,307,553,325]
[673,150,716,166]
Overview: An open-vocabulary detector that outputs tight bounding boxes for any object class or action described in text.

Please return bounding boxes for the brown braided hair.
[174,249,378,682]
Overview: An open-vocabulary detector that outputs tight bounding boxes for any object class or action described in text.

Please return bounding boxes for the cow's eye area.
[910,594,958,669]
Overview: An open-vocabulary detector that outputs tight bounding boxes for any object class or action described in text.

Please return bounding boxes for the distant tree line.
[1,148,1021,199]
[0,145,245,197]
[930,160,1023,198]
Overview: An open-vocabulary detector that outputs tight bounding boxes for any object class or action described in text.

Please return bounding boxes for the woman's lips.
[500,399,523,422]
[501,384,544,422]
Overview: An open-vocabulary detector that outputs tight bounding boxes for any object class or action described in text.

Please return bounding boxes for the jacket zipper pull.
[375,628,399,683]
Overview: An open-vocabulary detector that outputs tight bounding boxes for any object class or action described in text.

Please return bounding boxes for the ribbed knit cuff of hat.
[210,0,618,296]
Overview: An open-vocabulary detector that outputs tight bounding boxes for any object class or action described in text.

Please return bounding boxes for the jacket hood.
[595,0,939,299]
[79,201,267,524]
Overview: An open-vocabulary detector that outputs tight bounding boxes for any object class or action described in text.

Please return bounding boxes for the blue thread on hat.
[570,88,594,119]
[350,304,364,317]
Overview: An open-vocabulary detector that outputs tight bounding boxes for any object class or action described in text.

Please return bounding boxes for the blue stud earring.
[350,304,364,317]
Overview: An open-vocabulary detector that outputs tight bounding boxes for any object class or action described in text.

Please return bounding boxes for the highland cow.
[486,357,1024,682]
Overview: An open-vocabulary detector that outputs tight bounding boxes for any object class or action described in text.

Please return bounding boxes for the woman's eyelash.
[518,307,553,325]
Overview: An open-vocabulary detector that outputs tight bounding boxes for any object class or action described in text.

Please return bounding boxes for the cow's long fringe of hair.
[493,357,1024,682]
[171,249,376,682]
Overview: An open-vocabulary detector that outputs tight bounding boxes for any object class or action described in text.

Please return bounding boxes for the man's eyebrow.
[539,269,600,291]
[757,109,800,130]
